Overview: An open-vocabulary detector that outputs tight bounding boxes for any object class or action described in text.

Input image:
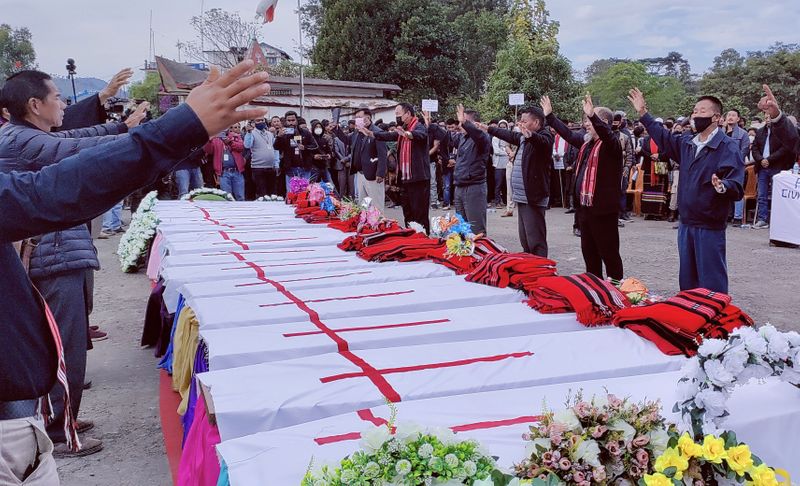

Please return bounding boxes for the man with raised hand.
[0,60,269,484]
[628,87,744,293]
[541,93,624,280]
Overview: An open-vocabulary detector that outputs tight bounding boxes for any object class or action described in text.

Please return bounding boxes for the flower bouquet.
[179,187,234,201]
[290,176,310,194]
[255,194,284,202]
[514,392,670,484]
[302,423,499,486]
[118,191,161,272]
[674,325,800,437]
[645,430,788,486]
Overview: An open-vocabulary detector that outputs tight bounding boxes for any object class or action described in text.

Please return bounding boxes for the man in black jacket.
[542,94,623,279]
[274,110,318,189]
[452,104,492,236]
[0,60,268,482]
[364,103,430,231]
[752,113,797,228]
[485,106,554,255]
[348,108,388,212]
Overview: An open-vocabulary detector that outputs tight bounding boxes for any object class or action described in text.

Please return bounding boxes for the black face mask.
[396,116,404,126]
[692,116,714,133]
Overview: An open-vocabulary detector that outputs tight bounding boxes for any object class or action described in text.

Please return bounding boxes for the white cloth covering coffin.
[157,218,315,237]
[189,275,524,331]
[158,246,352,272]
[180,261,454,311]
[216,373,800,485]
[199,302,585,369]
[198,327,684,441]
[163,231,348,256]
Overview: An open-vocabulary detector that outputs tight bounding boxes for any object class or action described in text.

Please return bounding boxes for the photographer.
[274,110,317,191]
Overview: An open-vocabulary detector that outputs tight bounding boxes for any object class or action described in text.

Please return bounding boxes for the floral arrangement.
[514,392,670,484]
[409,221,427,234]
[179,187,234,201]
[302,423,500,485]
[289,176,310,194]
[430,213,474,240]
[610,278,665,306]
[674,325,800,437]
[255,194,284,202]
[338,198,362,221]
[117,191,160,273]
[309,183,326,204]
[445,233,476,257]
[357,198,383,231]
[644,430,788,486]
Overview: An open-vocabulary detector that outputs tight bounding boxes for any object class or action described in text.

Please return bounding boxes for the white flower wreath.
[675,324,800,436]
[180,187,235,201]
[117,191,161,273]
[255,194,285,202]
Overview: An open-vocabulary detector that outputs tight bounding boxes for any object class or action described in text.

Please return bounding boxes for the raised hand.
[582,93,595,118]
[456,103,466,124]
[758,84,781,119]
[474,122,489,132]
[422,110,432,126]
[539,96,553,117]
[124,101,150,129]
[627,88,648,116]
[185,60,271,138]
[99,68,134,104]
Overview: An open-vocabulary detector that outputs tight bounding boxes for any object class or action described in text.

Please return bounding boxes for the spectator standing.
[349,108,388,211]
[205,125,247,200]
[274,110,318,191]
[245,117,279,197]
[443,118,461,211]
[453,104,492,236]
[613,114,635,222]
[752,114,796,228]
[639,123,671,219]
[492,120,510,208]
[311,120,333,183]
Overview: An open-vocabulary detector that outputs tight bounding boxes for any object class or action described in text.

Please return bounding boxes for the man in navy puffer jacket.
[0,70,141,455]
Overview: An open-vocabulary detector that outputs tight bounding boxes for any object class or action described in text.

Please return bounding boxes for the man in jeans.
[205,125,247,200]
[98,201,123,237]
[245,117,278,197]
[443,119,460,210]
[453,104,492,235]
[173,150,204,197]
[752,114,796,228]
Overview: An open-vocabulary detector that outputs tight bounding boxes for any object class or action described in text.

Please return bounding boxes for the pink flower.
[521,433,531,441]
[608,394,623,408]
[591,426,607,438]
[559,458,572,470]
[629,465,642,477]
[568,435,579,447]
[593,467,607,481]
[606,441,622,456]
[632,435,650,447]
[573,471,586,482]
[635,448,649,466]
[574,402,592,418]
[542,451,555,466]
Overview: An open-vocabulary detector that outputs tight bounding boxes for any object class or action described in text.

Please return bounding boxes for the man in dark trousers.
[362,103,430,231]
[453,104,492,236]
[629,88,745,293]
[0,60,269,482]
[274,110,318,191]
[751,111,797,229]
[542,94,624,280]
[483,106,554,256]
[347,108,388,212]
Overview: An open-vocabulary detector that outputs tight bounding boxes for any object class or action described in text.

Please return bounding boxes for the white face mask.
[749,135,755,143]
[314,128,323,136]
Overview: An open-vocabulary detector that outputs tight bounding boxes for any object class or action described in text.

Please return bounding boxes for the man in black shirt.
[274,110,318,190]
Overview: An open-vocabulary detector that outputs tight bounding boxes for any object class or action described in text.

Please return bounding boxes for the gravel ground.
[57,204,799,485]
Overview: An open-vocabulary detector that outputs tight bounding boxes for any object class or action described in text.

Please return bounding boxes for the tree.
[586,61,691,117]
[268,60,328,79]
[479,0,580,120]
[0,24,36,81]
[299,0,323,56]
[584,58,625,83]
[452,10,509,99]
[129,72,162,116]
[184,8,261,68]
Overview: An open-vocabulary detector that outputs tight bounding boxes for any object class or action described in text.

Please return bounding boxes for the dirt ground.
[57,206,800,485]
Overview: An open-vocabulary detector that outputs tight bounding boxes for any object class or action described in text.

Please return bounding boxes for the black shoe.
[732,219,742,228]
[565,208,576,214]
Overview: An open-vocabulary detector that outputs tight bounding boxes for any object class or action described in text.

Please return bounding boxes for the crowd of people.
[0,53,799,484]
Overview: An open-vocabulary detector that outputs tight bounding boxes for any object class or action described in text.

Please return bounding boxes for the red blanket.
[466,252,557,289]
[526,273,629,326]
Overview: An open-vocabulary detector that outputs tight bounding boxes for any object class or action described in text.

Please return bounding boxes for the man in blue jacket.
[0,60,269,482]
[453,104,492,235]
[629,88,744,293]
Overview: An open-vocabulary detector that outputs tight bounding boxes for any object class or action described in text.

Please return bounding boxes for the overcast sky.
[3,0,799,82]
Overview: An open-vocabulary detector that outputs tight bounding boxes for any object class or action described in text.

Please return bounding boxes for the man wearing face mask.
[629,88,744,293]
[244,117,278,197]
[274,110,318,191]
[360,103,429,231]
[347,108,388,212]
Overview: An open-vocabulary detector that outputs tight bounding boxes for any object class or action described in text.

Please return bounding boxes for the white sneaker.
[753,220,770,229]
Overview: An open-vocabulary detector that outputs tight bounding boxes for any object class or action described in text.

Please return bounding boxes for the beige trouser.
[669,170,679,211]
[356,172,386,214]
[506,163,515,212]
[0,417,58,485]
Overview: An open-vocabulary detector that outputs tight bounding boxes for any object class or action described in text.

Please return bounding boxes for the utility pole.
[297,0,305,118]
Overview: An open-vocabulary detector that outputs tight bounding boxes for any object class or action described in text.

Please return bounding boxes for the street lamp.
[66,58,77,104]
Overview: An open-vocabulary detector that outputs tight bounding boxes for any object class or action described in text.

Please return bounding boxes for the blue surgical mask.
[255,122,267,130]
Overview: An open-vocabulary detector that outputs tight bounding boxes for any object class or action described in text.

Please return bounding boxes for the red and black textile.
[295,206,320,217]
[612,288,738,356]
[526,273,629,326]
[339,226,415,252]
[328,216,360,233]
[302,210,337,224]
[472,237,508,259]
[465,252,557,290]
[357,233,443,263]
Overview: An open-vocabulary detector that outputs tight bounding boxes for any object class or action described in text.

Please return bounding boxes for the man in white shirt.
[245,117,279,197]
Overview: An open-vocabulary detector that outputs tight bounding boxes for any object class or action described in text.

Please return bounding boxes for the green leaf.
[724,431,738,448]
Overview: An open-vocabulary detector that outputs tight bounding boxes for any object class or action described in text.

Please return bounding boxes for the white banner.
[421,99,439,112]
[508,93,525,106]
[769,171,800,244]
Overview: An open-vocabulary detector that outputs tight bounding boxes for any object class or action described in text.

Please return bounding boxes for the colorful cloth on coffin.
[140,279,174,357]
[355,233,478,273]
[171,305,200,416]
[327,215,360,232]
[157,294,186,373]
[526,273,629,326]
[339,226,415,252]
[176,399,220,486]
[612,288,751,356]
[466,252,557,289]
[182,342,209,444]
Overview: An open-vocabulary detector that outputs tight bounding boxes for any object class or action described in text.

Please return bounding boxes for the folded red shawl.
[328,216,360,233]
[706,304,754,339]
[526,273,629,326]
[466,252,557,289]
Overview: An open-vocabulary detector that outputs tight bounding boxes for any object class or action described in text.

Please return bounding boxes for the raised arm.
[540,95,585,148]
[628,88,681,161]
[488,126,523,146]
[56,121,128,138]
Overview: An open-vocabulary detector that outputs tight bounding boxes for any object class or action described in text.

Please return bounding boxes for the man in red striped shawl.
[541,94,624,280]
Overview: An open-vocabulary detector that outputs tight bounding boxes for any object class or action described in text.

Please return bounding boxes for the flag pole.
[297,0,306,118]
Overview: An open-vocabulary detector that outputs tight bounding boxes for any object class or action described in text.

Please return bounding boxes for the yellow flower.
[725,444,754,476]
[654,447,689,480]
[701,435,727,464]
[643,473,673,486]
[748,464,779,486]
[677,432,703,458]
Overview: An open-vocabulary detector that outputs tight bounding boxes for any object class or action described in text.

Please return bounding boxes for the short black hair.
[464,109,481,122]
[285,110,298,119]
[355,107,372,117]
[519,106,545,126]
[613,113,623,122]
[2,70,53,119]
[270,115,280,121]
[727,108,741,117]
[697,95,723,115]
[446,118,458,125]
[347,119,356,125]
[489,118,500,125]
[397,102,415,116]
[298,117,307,125]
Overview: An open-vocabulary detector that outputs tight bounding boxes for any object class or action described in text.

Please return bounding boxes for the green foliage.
[0,24,36,82]
[266,60,328,79]
[701,43,800,118]
[128,72,162,116]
